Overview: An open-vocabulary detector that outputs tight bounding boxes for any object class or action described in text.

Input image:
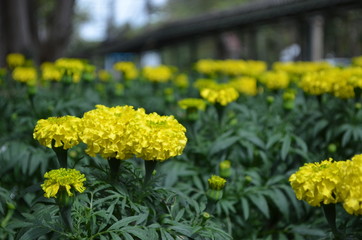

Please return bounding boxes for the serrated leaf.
[241,198,249,220]
[210,136,240,155]
[18,227,51,240]
[248,193,270,218]
[108,215,139,230]
[281,134,291,160]
[174,208,185,222]
[110,232,123,240]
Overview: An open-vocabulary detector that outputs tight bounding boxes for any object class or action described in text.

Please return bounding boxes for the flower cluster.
[289,154,362,215]
[34,105,187,162]
[113,61,138,80]
[200,84,239,106]
[229,77,258,96]
[6,53,25,68]
[41,168,86,198]
[12,67,37,86]
[259,71,290,90]
[142,65,174,83]
[41,62,62,82]
[33,116,83,149]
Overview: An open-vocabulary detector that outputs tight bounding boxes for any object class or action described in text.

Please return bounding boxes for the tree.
[0,0,75,66]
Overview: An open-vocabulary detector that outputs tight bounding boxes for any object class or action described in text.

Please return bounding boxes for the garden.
[1,53,362,239]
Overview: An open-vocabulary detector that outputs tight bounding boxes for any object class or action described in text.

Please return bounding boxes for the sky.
[77,0,167,41]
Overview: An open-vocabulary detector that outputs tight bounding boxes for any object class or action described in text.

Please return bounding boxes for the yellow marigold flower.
[200,84,239,106]
[80,105,146,160]
[178,98,206,111]
[33,116,82,149]
[142,65,173,83]
[338,154,362,215]
[6,53,25,68]
[194,59,219,75]
[173,73,189,89]
[41,62,62,82]
[289,159,342,207]
[41,168,86,198]
[12,67,37,86]
[98,69,112,82]
[113,62,138,81]
[208,175,227,191]
[131,112,187,161]
[299,71,334,95]
[260,71,290,90]
[229,77,258,96]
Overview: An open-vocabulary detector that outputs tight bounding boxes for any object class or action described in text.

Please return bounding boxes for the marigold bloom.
[80,105,145,160]
[289,159,342,207]
[173,73,189,88]
[33,116,83,149]
[12,67,37,86]
[260,71,290,90]
[208,175,227,191]
[229,77,258,96]
[41,168,86,198]
[113,62,138,80]
[41,62,62,82]
[142,65,173,83]
[98,69,112,82]
[338,154,362,215]
[178,98,206,111]
[200,84,239,106]
[6,53,25,68]
[131,112,187,161]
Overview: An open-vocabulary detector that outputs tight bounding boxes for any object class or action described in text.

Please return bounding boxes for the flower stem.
[52,145,68,168]
[108,157,121,181]
[144,160,157,184]
[59,205,73,232]
[322,204,342,240]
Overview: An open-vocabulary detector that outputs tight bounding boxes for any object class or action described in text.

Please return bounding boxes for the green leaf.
[248,193,270,218]
[293,135,308,152]
[122,226,148,239]
[281,134,291,160]
[108,215,140,230]
[291,225,326,237]
[241,198,249,220]
[110,232,124,240]
[266,133,282,149]
[120,232,134,240]
[313,119,328,137]
[210,136,240,155]
[18,227,51,240]
[160,228,175,240]
[342,129,352,147]
[174,208,185,222]
[265,188,289,220]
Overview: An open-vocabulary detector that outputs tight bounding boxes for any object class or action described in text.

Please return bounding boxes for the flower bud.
[219,160,231,178]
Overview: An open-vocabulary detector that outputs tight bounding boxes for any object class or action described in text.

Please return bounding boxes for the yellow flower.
[41,168,86,198]
[12,67,37,86]
[98,69,112,82]
[289,159,342,207]
[41,62,62,82]
[131,112,187,161]
[6,53,25,68]
[173,73,189,89]
[33,116,83,149]
[259,71,290,90]
[142,65,173,83]
[208,175,227,191]
[80,105,146,160]
[338,154,362,215]
[178,98,206,111]
[200,84,239,106]
[113,61,138,80]
[229,77,258,96]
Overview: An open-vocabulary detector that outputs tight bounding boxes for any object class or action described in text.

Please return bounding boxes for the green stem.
[144,160,157,184]
[322,204,342,240]
[108,157,121,181]
[59,205,73,232]
[52,145,68,168]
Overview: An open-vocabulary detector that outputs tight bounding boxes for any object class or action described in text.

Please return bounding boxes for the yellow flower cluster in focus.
[200,84,239,106]
[33,116,83,149]
[289,154,362,215]
[178,98,206,111]
[12,67,38,86]
[142,65,173,83]
[41,168,86,198]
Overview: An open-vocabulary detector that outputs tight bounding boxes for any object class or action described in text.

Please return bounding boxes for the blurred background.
[0,0,362,69]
